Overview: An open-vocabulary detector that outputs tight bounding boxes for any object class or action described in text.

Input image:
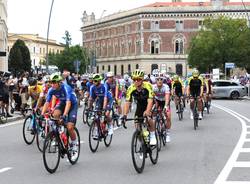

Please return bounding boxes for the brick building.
[81,0,250,76]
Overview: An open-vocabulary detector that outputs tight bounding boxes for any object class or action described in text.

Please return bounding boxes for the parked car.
[212,80,246,99]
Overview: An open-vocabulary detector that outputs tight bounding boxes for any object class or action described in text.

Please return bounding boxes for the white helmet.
[124,74,129,81]
[106,72,114,77]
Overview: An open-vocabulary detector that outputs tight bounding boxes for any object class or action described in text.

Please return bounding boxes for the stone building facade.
[8,33,65,70]
[81,0,250,76]
[0,0,8,71]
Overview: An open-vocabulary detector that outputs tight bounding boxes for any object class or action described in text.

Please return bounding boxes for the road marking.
[213,104,250,184]
[80,140,85,144]
[0,167,12,173]
[0,121,23,128]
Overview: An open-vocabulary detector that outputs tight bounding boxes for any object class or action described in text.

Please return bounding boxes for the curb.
[7,116,24,123]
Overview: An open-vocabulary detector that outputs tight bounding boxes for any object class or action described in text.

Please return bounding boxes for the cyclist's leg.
[66,103,78,141]
[105,99,114,135]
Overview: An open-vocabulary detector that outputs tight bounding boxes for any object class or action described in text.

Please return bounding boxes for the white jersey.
[153,84,170,101]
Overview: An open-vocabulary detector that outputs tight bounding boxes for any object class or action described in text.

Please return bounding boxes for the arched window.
[108,65,111,72]
[128,64,131,73]
[114,65,117,76]
[175,40,184,54]
[121,65,124,76]
[151,64,158,73]
[102,65,105,71]
[176,64,183,76]
[151,40,159,54]
[97,66,99,73]
[136,64,139,69]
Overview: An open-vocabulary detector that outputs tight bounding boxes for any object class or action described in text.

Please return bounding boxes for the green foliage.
[8,39,31,73]
[49,45,90,74]
[188,16,250,73]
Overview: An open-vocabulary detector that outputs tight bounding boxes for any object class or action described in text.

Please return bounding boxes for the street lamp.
[92,10,106,73]
[46,0,55,74]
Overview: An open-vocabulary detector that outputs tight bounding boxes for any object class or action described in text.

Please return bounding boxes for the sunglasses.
[133,78,142,82]
[157,78,163,81]
[51,81,58,84]
[93,80,99,83]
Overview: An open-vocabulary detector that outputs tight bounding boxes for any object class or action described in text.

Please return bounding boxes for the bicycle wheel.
[155,118,162,151]
[67,127,81,165]
[89,120,100,153]
[177,103,182,121]
[82,106,91,127]
[149,131,159,165]
[36,124,46,152]
[131,130,146,174]
[22,115,36,145]
[193,108,198,130]
[104,124,113,147]
[161,121,167,146]
[43,131,60,174]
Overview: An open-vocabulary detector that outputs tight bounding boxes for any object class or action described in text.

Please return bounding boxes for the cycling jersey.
[86,81,93,92]
[172,81,183,96]
[153,84,170,101]
[126,81,153,118]
[188,76,204,97]
[104,80,116,97]
[46,83,77,105]
[28,85,43,97]
[90,84,113,110]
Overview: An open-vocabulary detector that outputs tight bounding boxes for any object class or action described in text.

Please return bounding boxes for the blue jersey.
[90,84,112,101]
[104,81,116,96]
[87,81,93,92]
[46,83,77,105]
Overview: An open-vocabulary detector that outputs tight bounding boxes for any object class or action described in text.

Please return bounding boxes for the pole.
[241,0,250,27]
[46,0,55,74]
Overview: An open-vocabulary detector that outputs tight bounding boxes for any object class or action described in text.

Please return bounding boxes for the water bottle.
[59,126,67,147]
[142,129,149,143]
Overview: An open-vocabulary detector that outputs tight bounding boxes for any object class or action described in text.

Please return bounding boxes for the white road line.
[0,167,12,173]
[213,103,249,184]
[0,121,23,128]
[80,140,85,144]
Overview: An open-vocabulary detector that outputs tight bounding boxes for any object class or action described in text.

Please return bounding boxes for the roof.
[143,1,250,7]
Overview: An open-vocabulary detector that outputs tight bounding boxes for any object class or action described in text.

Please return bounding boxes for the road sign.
[225,63,235,69]
[74,60,80,73]
[0,51,6,57]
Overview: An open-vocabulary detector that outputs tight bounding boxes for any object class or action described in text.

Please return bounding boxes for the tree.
[49,45,89,74]
[188,16,250,73]
[8,39,31,73]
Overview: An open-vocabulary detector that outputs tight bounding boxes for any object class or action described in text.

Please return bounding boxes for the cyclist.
[41,73,78,155]
[122,70,156,145]
[88,74,114,135]
[205,74,213,108]
[28,77,43,109]
[153,72,171,143]
[171,75,185,112]
[187,69,204,120]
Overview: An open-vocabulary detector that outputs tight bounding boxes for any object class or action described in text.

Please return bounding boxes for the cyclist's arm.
[115,83,119,100]
[123,101,131,116]
[63,100,71,117]
[41,102,49,115]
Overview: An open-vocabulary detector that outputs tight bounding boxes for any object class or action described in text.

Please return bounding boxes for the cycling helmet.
[82,74,88,80]
[124,74,129,81]
[50,73,63,82]
[173,75,179,82]
[192,69,199,78]
[92,73,102,81]
[88,73,93,80]
[131,70,144,79]
[106,72,114,78]
[29,77,37,86]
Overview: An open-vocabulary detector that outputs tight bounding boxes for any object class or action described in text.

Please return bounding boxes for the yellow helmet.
[173,75,179,82]
[192,69,199,78]
[131,70,144,79]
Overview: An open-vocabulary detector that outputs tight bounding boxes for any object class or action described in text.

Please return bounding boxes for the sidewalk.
[7,111,25,123]
[243,95,250,100]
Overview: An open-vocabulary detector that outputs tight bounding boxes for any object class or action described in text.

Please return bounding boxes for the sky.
[7,0,155,45]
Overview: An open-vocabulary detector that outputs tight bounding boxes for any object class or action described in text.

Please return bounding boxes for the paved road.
[0,99,249,184]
